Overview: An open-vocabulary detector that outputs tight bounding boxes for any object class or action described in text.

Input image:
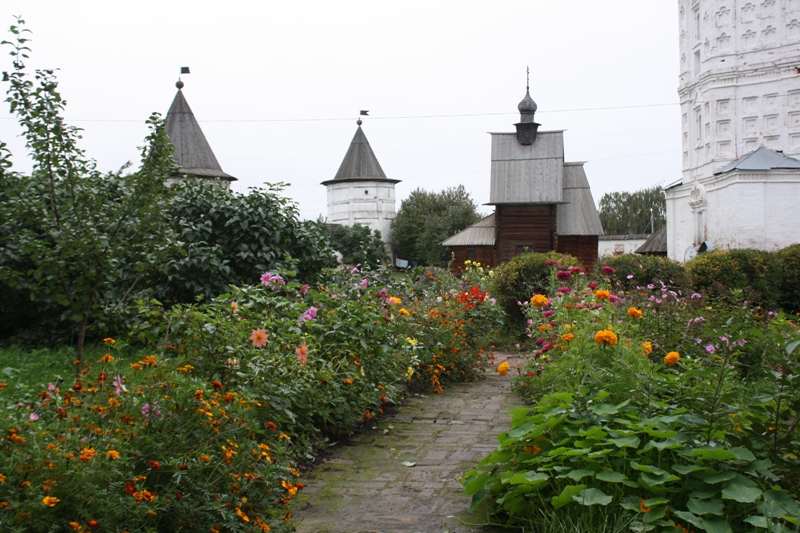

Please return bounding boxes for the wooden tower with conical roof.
[164,79,236,188]
[321,119,400,243]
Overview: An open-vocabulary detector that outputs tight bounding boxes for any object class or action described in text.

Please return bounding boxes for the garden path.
[292,352,524,533]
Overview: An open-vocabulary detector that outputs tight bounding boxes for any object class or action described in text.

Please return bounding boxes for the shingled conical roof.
[322,124,399,185]
[164,87,236,182]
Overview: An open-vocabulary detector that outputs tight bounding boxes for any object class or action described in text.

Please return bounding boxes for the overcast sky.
[1,1,680,221]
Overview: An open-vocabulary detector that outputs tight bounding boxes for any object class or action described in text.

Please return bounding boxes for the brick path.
[293,353,524,533]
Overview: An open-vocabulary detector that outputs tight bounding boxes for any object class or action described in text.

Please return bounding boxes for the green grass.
[0,344,143,388]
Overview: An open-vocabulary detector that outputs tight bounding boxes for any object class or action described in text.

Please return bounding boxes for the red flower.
[148,460,161,470]
[125,482,137,495]
[211,380,223,390]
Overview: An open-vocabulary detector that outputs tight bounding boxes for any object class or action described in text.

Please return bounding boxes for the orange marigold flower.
[344,378,353,385]
[102,338,115,345]
[42,496,60,507]
[595,290,611,300]
[129,363,142,371]
[278,433,290,440]
[235,507,250,523]
[594,329,618,346]
[642,341,653,355]
[125,482,137,495]
[627,307,643,319]
[530,294,549,308]
[266,421,277,431]
[0,473,5,483]
[398,308,410,317]
[365,410,371,421]
[87,519,100,529]
[69,522,81,531]
[200,455,211,462]
[561,333,575,342]
[99,353,115,363]
[79,448,97,462]
[106,450,120,460]
[523,444,542,455]
[664,352,680,367]
[496,362,510,376]
[639,499,651,513]
[148,460,161,470]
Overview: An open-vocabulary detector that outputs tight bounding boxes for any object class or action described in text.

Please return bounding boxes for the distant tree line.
[598,185,665,235]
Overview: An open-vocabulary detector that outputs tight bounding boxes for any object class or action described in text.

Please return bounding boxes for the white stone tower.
[321,120,400,243]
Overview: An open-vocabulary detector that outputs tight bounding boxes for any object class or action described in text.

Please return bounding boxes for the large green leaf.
[572,488,613,506]
[721,480,762,503]
[508,471,549,488]
[596,470,627,483]
[673,510,704,530]
[691,447,737,461]
[551,484,586,510]
[610,436,640,448]
[701,516,733,533]
[687,497,725,515]
[702,470,737,484]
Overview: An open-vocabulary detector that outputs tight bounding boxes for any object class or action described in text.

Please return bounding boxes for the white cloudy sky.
[1,0,680,221]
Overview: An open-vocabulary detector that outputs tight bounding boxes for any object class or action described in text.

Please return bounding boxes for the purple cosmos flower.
[706,345,716,355]
[300,284,310,295]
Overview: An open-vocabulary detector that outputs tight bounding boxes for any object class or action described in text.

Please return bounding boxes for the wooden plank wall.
[557,235,599,272]
[448,246,496,273]
[495,205,557,264]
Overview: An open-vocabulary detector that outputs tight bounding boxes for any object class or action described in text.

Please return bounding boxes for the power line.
[0,102,679,124]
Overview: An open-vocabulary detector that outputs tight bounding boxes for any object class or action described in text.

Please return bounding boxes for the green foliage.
[598,185,665,235]
[0,20,175,364]
[598,254,689,292]
[328,223,389,268]
[776,244,800,314]
[686,249,783,310]
[490,251,582,331]
[152,181,337,306]
[391,184,481,266]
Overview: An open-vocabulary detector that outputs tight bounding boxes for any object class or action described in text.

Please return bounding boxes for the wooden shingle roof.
[441,214,496,247]
[322,125,399,185]
[164,89,236,181]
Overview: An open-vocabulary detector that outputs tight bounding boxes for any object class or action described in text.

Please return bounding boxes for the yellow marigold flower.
[664,352,680,367]
[106,450,120,460]
[387,296,401,305]
[42,496,60,507]
[102,338,115,345]
[561,333,575,342]
[496,362,510,376]
[595,290,611,300]
[530,294,549,308]
[99,353,115,363]
[594,329,618,346]
[642,341,653,355]
[406,337,418,347]
[398,308,410,317]
[627,307,643,319]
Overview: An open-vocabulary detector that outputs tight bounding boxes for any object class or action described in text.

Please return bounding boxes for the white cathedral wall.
[677,0,800,184]
[326,181,397,242]
[667,171,800,260]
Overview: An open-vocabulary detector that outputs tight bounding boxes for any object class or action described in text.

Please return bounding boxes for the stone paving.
[293,353,525,533]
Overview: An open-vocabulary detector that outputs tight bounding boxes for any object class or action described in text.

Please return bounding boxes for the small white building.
[667,0,800,260]
[321,121,400,243]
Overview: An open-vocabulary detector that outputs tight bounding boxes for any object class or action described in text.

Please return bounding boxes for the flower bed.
[466,259,800,532]
[0,266,498,532]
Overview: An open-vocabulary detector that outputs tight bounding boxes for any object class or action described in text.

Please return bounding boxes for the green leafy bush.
[328,223,389,268]
[490,252,581,331]
[686,249,783,310]
[776,244,800,314]
[597,254,688,292]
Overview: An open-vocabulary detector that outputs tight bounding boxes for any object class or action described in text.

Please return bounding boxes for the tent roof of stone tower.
[322,123,400,185]
[164,86,236,181]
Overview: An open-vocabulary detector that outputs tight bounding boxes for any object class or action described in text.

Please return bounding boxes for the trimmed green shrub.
[777,244,800,314]
[686,249,783,309]
[597,254,688,292]
[490,252,581,330]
